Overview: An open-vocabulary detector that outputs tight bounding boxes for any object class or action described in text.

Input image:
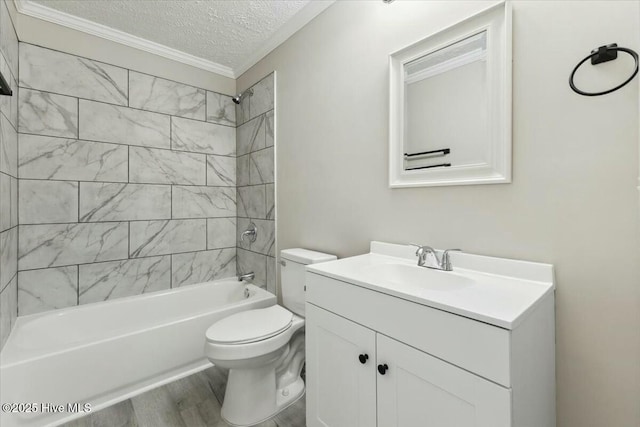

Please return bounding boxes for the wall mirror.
[389,2,512,188]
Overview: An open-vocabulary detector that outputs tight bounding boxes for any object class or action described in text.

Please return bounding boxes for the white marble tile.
[266,256,276,295]
[172,186,235,219]
[172,117,235,156]
[18,266,78,316]
[1,2,18,79]
[9,176,16,228]
[251,219,275,257]
[0,275,17,350]
[130,219,206,258]
[249,74,274,120]
[80,183,171,222]
[129,146,206,185]
[129,71,205,120]
[0,226,17,288]
[207,217,236,249]
[206,155,235,187]
[237,114,265,156]
[0,172,9,232]
[237,249,266,288]
[265,110,274,148]
[265,183,275,221]
[79,99,170,149]
[79,256,171,304]
[0,113,17,176]
[237,185,266,219]
[0,53,18,129]
[171,248,236,288]
[19,180,78,224]
[249,147,274,185]
[236,155,250,187]
[18,88,78,138]
[19,222,128,270]
[206,92,235,126]
[20,43,128,105]
[19,134,128,182]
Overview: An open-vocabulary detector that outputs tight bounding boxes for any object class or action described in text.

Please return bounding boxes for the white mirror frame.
[389,2,512,188]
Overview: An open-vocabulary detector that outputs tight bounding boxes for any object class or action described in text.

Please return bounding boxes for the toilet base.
[220,332,306,427]
[221,370,305,427]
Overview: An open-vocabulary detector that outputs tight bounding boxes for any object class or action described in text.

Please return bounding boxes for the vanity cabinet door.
[306,304,377,427]
[376,334,512,427]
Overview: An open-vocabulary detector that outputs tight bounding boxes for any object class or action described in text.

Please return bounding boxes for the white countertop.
[306,241,555,329]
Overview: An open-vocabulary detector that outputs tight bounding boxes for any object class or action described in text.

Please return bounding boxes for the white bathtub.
[0,279,275,427]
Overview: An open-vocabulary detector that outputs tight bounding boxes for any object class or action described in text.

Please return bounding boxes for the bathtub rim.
[1,279,274,367]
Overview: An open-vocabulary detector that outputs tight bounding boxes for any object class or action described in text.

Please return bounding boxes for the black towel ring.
[569,43,639,97]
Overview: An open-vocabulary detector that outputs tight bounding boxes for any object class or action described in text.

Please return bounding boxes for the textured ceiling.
[28,0,312,70]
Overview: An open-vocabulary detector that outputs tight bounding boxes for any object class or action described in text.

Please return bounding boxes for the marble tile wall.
[15,42,241,316]
[0,0,18,350]
[235,74,276,294]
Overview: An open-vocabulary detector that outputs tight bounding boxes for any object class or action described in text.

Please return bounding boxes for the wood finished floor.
[62,366,306,427]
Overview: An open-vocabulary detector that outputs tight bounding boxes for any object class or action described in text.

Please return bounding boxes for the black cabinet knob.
[378,364,389,375]
[358,354,369,364]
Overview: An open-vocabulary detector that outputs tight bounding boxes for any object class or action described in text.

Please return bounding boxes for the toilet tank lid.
[280,248,337,265]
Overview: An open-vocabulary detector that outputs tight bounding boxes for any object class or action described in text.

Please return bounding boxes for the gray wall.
[236,73,276,294]
[238,1,640,426]
[16,42,238,315]
[0,0,18,350]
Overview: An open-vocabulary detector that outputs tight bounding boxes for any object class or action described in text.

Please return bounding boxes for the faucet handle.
[409,243,431,267]
[408,243,425,256]
[241,222,258,243]
[441,249,462,271]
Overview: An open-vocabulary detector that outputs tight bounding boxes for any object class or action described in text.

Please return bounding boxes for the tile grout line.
[15,175,245,188]
[19,129,236,158]
[17,85,235,127]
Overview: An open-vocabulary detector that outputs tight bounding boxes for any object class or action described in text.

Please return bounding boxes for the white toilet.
[204,248,337,426]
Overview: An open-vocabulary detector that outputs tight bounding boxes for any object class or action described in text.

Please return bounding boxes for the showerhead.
[232,88,253,105]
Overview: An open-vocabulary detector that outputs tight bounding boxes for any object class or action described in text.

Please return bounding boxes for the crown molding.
[13,0,336,80]
[234,0,335,77]
[13,0,236,77]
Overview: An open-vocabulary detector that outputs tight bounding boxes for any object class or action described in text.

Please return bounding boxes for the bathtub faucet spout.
[238,272,255,282]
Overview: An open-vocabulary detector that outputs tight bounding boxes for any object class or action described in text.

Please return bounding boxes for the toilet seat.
[206,305,293,345]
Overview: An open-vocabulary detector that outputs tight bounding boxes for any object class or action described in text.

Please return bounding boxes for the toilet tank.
[280,249,337,317]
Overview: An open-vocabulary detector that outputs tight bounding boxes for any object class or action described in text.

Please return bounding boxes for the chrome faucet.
[410,244,461,271]
[238,272,255,282]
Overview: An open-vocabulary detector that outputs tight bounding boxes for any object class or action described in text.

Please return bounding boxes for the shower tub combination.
[0,279,275,427]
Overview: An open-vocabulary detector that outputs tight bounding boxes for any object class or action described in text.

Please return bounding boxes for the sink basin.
[362,263,474,291]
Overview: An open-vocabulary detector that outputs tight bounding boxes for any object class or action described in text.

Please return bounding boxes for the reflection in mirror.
[404,32,488,171]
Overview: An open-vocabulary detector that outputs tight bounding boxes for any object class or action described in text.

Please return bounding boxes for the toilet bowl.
[204,248,336,427]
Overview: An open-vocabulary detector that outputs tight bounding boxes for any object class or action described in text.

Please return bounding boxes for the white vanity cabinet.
[305,304,377,427]
[305,242,556,427]
[306,304,511,427]
[376,333,511,427]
